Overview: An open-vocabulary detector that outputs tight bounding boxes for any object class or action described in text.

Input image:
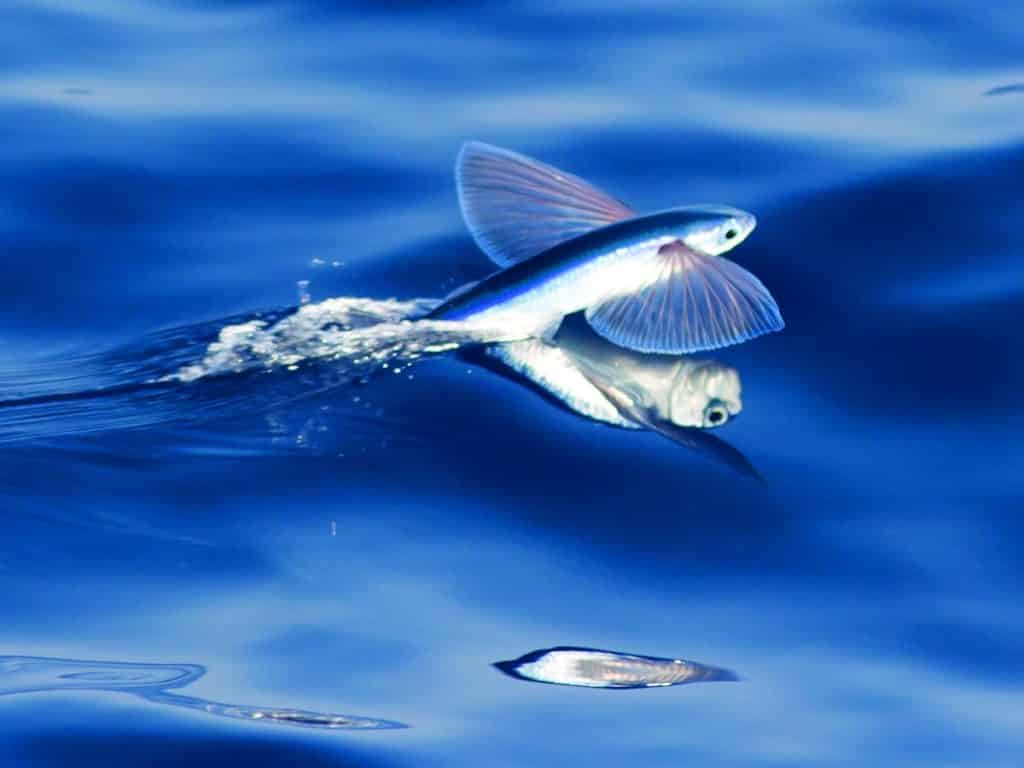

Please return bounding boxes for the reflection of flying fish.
[428,142,783,355]
[494,646,738,689]
[0,655,406,731]
[468,314,760,479]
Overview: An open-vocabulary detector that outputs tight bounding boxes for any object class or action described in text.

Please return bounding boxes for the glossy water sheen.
[2,2,1023,767]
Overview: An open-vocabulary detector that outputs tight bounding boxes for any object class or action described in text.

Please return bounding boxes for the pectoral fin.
[585,242,784,354]
[457,141,635,267]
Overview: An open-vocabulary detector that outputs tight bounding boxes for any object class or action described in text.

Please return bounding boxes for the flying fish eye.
[724,228,738,240]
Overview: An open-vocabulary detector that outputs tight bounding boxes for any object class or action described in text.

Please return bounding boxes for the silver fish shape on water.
[494,646,738,689]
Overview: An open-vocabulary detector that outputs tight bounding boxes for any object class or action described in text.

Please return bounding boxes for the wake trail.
[0,296,516,445]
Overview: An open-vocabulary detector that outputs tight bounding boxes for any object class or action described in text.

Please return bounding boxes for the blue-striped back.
[431,208,728,320]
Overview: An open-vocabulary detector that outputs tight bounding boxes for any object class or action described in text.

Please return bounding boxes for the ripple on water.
[0,656,407,731]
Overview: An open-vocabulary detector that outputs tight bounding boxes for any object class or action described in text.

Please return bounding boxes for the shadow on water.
[0,656,407,731]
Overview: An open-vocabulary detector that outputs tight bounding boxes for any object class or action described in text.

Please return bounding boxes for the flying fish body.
[429,142,784,354]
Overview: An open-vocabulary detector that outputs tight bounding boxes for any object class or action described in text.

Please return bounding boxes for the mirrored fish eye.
[704,405,728,427]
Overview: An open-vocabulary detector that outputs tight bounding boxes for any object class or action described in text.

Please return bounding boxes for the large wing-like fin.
[456,141,635,267]
[585,242,784,354]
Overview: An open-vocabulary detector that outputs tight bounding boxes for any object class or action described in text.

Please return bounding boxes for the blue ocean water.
[2,1,1023,765]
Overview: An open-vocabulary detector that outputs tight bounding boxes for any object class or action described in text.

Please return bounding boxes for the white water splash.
[167,297,516,383]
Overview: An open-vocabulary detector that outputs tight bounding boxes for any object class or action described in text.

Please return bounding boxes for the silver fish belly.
[429,237,653,336]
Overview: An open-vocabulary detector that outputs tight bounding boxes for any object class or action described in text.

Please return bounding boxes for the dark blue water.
[3,1,1023,765]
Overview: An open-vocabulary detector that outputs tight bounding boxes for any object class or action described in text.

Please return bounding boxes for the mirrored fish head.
[666,359,743,429]
[572,355,761,481]
[477,312,760,480]
[656,205,757,257]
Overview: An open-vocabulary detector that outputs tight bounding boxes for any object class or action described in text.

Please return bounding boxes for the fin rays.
[456,142,784,354]
[457,141,634,267]
[585,243,784,354]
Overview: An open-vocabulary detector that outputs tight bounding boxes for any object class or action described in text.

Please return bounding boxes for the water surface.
[2,1,1023,766]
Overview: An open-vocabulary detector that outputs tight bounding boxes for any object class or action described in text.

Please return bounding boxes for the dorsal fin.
[456,142,635,267]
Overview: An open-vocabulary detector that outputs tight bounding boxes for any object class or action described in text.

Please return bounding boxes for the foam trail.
[0,297,513,445]
[164,296,510,383]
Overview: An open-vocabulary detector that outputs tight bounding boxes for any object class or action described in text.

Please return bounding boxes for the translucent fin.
[585,242,784,354]
[456,141,635,267]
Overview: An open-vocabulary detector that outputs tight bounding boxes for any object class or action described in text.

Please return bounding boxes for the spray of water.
[0,296,518,445]
[165,297,508,383]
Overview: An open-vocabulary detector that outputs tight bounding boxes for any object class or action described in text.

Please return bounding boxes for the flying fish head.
[667,205,756,256]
